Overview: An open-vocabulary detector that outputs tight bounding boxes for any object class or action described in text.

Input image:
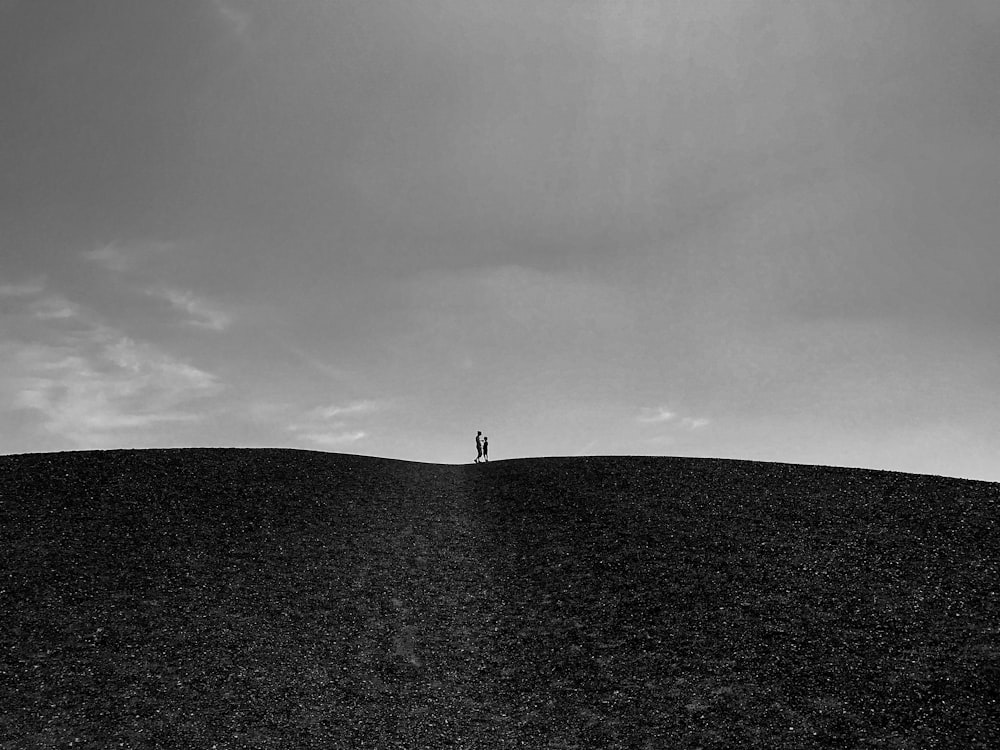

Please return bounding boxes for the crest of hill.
[1,447,997,515]
[2,449,997,558]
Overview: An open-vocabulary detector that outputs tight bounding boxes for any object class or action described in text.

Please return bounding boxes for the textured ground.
[2,448,999,748]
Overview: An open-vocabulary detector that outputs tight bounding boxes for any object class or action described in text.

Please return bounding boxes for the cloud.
[637,406,675,424]
[11,333,220,440]
[0,278,45,297]
[81,241,174,274]
[638,406,710,431]
[287,398,389,450]
[80,242,234,331]
[28,295,81,321]
[0,286,222,448]
[8,336,221,446]
[278,343,351,381]
[81,244,130,273]
[148,286,233,331]
[312,399,382,420]
[0,277,82,321]
[209,0,251,36]
[297,430,368,448]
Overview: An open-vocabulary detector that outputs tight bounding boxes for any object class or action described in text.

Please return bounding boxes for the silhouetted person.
[475,431,483,463]
[482,436,488,462]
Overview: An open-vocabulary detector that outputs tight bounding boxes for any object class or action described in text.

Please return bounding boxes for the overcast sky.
[3,0,1000,480]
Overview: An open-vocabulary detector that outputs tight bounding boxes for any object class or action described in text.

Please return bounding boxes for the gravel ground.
[2,448,999,748]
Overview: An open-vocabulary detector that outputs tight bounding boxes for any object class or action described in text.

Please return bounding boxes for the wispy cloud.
[1,281,222,448]
[287,398,389,450]
[278,343,351,381]
[11,349,219,444]
[148,286,233,331]
[81,244,130,273]
[0,278,80,321]
[80,241,235,332]
[0,278,45,298]
[296,430,368,448]
[8,336,221,446]
[637,406,676,424]
[81,241,174,274]
[637,406,710,431]
[0,278,86,323]
[28,295,82,321]
[312,399,382,420]
[243,399,375,450]
[209,0,251,36]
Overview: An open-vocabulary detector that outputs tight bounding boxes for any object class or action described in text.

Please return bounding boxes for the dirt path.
[329,462,518,746]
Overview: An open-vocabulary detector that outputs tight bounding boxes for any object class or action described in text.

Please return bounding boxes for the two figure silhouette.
[475,431,488,463]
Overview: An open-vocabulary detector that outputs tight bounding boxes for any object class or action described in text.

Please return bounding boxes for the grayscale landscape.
[5,3,1000,745]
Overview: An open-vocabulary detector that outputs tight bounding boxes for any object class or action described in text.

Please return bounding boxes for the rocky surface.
[2,449,999,748]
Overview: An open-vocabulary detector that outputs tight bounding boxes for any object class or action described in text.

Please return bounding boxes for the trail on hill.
[323,458,517,745]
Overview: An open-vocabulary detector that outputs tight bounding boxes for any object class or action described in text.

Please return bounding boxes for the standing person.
[475,431,483,463]
[482,436,489,462]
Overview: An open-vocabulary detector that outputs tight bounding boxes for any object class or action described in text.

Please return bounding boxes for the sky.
[2,0,1000,480]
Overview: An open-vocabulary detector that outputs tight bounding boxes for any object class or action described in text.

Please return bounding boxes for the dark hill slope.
[2,449,999,748]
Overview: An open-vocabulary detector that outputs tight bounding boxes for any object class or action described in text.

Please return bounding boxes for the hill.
[2,449,999,748]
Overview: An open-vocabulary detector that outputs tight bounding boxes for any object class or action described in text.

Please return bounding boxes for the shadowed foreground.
[2,448,999,748]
